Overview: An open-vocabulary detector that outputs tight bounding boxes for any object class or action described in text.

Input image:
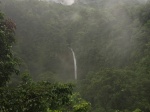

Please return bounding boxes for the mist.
[46,0,75,5]
[62,0,75,5]
[1,0,150,111]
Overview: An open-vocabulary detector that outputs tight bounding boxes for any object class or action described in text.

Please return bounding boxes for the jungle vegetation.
[1,0,150,111]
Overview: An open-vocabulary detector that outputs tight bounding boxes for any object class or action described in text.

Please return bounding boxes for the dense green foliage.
[0,74,91,112]
[1,0,150,111]
[0,7,90,112]
[0,11,19,86]
[0,82,72,112]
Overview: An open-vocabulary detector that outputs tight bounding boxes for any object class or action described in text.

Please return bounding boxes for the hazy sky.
[51,0,75,5]
[64,0,75,5]
[46,0,148,5]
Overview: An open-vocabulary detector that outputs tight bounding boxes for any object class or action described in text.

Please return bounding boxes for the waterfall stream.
[70,48,77,80]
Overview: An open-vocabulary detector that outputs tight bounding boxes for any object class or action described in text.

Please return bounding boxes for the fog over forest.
[1,0,150,112]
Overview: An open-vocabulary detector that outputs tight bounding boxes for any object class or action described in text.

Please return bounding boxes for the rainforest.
[1,0,150,112]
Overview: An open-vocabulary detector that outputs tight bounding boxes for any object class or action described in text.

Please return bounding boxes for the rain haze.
[0,0,150,111]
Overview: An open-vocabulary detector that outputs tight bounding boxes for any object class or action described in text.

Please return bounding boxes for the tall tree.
[0,12,19,87]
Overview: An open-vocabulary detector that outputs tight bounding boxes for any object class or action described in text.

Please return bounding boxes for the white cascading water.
[70,48,77,80]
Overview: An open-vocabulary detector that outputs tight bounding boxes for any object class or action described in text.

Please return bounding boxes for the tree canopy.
[1,0,150,111]
[0,10,90,112]
[0,12,19,87]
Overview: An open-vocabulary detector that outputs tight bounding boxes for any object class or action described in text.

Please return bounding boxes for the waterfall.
[70,48,77,80]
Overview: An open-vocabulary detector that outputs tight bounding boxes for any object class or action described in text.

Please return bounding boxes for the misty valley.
[0,0,150,112]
